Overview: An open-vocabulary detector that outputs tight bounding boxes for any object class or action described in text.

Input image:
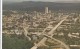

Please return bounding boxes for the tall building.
[45,7,48,14]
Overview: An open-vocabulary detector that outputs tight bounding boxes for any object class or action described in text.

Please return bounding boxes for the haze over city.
[3,0,80,3]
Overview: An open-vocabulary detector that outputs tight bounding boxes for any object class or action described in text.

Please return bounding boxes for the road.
[31,16,70,49]
[44,34,70,49]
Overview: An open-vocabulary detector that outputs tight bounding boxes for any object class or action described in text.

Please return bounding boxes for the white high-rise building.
[45,7,48,14]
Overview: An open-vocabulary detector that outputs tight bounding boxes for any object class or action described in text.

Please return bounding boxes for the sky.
[3,0,80,2]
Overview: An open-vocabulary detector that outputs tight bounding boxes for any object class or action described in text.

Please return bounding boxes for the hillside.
[3,1,80,11]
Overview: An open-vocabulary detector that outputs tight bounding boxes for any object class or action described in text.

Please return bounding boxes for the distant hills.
[3,1,80,12]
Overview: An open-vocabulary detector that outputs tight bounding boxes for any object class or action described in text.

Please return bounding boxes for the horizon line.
[3,1,80,3]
